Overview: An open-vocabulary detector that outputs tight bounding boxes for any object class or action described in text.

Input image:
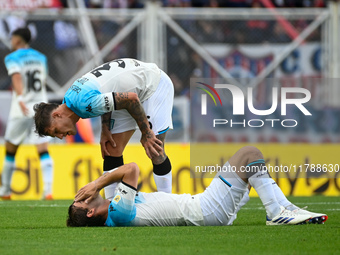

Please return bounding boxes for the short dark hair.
[12,28,31,44]
[33,102,59,136]
[67,203,106,227]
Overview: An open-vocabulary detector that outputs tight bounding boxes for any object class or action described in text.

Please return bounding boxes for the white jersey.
[133,192,204,226]
[84,58,161,103]
[105,183,204,227]
[63,58,162,119]
[4,48,48,118]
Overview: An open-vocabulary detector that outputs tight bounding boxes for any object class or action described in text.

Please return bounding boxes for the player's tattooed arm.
[74,163,139,203]
[113,92,150,135]
[113,92,163,159]
[101,112,111,130]
[100,112,116,158]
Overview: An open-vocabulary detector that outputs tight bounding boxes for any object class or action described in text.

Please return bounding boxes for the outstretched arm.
[74,162,139,203]
[113,92,163,159]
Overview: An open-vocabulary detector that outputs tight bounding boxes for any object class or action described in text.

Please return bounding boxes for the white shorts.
[5,117,50,146]
[198,162,248,226]
[110,70,174,135]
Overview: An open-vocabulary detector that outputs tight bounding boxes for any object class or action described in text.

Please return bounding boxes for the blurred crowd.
[162,0,327,8]
[0,0,333,142]
[84,0,327,8]
[33,0,327,9]
[0,0,327,94]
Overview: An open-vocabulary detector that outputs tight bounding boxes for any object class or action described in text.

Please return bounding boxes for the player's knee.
[5,147,17,155]
[242,145,261,154]
[240,146,263,162]
[106,142,125,157]
[128,162,140,176]
[37,143,49,153]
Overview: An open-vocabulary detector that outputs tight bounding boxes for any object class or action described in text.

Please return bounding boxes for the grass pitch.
[0,196,339,255]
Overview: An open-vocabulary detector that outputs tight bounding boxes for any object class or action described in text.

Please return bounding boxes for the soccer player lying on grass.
[67,146,328,227]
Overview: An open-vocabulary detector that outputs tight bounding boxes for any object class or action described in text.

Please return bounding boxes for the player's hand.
[19,101,29,116]
[140,130,163,159]
[100,128,116,158]
[74,181,99,204]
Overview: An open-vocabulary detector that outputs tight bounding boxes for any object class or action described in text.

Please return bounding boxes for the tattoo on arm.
[97,172,108,183]
[114,92,151,137]
[101,112,112,130]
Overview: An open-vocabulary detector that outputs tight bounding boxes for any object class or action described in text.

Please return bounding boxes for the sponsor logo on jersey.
[133,59,140,67]
[104,96,110,111]
[110,119,115,130]
[70,85,81,94]
[109,204,115,212]
[77,77,89,85]
[118,187,127,195]
[86,103,93,113]
[113,195,121,203]
[24,60,41,65]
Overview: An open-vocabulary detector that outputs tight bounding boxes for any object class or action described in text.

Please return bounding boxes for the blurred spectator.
[314,0,326,7]
[191,0,209,7]
[208,0,219,7]
[128,0,144,8]
[89,0,103,8]
[165,0,192,7]
[54,21,81,50]
[169,73,185,96]
[196,20,224,42]
[271,0,285,7]
[158,0,327,8]
[0,16,26,40]
[220,0,252,7]
[246,1,271,43]
[88,0,144,8]
[268,22,291,42]
[283,0,325,7]
[0,0,327,9]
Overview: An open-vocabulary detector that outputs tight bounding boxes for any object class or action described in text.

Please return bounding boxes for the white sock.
[271,180,298,210]
[153,171,172,193]
[1,155,15,192]
[104,168,119,200]
[40,154,54,195]
[249,171,281,219]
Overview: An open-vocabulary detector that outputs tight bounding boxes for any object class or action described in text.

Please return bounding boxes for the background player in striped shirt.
[0,28,54,200]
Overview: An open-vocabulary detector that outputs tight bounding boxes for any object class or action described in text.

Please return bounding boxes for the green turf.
[0,196,339,255]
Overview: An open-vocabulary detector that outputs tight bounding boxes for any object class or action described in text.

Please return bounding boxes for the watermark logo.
[196,82,222,115]
[196,82,312,128]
